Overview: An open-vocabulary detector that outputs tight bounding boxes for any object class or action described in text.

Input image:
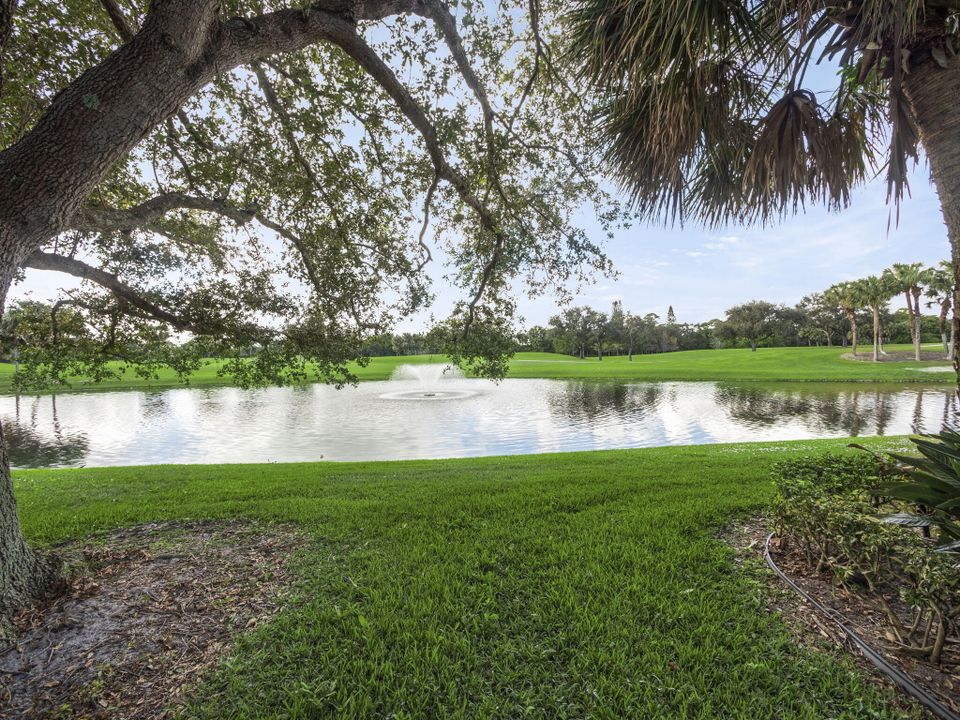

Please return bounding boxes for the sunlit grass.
[0,345,952,395]
[16,437,919,718]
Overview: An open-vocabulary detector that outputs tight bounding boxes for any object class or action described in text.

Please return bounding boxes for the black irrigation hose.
[764,532,960,720]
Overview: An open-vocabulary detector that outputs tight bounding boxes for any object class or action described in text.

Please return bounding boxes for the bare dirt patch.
[0,520,307,719]
[725,518,960,719]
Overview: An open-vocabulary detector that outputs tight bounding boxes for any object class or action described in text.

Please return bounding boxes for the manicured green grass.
[0,345,952,395]
[17,438,918,718]
[507,345,954,383]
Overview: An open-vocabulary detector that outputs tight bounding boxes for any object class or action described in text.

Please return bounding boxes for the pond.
[0,366,955,468]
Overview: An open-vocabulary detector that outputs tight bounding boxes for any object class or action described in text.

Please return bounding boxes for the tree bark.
[904,54,960,396]
[940,298,951,357]
[872,306,880,362]
[910,287,923,361]
[847,309,858,357]
[904,289,917,352]
[0,0,16,94]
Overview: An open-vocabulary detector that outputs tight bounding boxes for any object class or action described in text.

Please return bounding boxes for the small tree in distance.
[721,301,781,352]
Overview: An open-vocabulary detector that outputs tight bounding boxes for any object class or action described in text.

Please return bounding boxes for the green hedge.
[772,454,960,665]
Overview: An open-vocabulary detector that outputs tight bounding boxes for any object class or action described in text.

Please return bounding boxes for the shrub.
[871,428,960,550]
[771,453,960,664]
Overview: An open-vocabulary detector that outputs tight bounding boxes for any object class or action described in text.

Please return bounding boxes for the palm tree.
[570,2,960,376]
[883,262,930,361]
[824,282,862,357]
[926,261,955,359]
[857,275,896,363]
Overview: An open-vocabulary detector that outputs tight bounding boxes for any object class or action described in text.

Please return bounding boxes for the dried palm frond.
[568,0,958,226]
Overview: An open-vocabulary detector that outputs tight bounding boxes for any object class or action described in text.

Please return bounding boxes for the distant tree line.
[2,263,952,365]
[517,302,716,360]
[516,261,953,361]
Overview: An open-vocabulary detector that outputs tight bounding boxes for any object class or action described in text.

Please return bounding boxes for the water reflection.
[4,395,90,468]
[0,380,955,469]
[714,384,958,437]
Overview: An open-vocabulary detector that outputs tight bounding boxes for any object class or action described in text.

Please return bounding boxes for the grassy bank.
[0,345,953,395]
[17,438,918,718]
[507,345,954,383]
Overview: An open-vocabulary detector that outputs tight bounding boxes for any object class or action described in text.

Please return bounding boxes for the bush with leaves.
[870,429,960,550]
[772,453,960,664]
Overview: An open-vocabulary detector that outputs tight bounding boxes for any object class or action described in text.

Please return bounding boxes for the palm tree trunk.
[940,299,951,357]
[872,306,880,362]
[905,55,960,395]
[913,287,923,361]
[847,310,858,357]
[951,323,957,364]
[905,290,917,352]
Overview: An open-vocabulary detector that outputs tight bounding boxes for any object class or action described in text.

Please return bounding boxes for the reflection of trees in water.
[3,395,89,468]
[714,385,950,436]
[549,382,662,422]
[142,391,170,419]
[942,392,960,430]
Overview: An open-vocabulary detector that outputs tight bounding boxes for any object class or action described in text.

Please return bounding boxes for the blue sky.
[530,164,948,326]
[409,162,949,329]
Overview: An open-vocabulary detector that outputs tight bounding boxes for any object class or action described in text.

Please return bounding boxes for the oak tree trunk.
[0,0,225,625]
[905,54,960,397]
[0,0,422,624]
[0,267,62,629]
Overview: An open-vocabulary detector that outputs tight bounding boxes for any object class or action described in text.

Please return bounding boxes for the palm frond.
[568,0,953,225]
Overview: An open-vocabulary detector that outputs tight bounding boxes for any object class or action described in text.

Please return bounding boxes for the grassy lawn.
[17,437,918,718]
[0,345,952,395]
[508,345,954,383]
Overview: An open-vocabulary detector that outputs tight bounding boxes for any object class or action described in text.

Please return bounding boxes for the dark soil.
[0,520,307,720]
[725,518,960,719]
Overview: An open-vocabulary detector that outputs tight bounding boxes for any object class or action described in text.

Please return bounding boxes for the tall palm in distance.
[927,261,956,359]
[856,275,896,362]
[570,1,960,382]
[824,282,862,357]
[884,262,931,361]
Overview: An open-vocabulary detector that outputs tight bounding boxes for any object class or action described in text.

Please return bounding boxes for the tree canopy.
[0,0,636,624]
[0,0,625,390]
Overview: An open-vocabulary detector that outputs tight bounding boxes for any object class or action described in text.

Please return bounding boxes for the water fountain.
[378,364,479,401]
